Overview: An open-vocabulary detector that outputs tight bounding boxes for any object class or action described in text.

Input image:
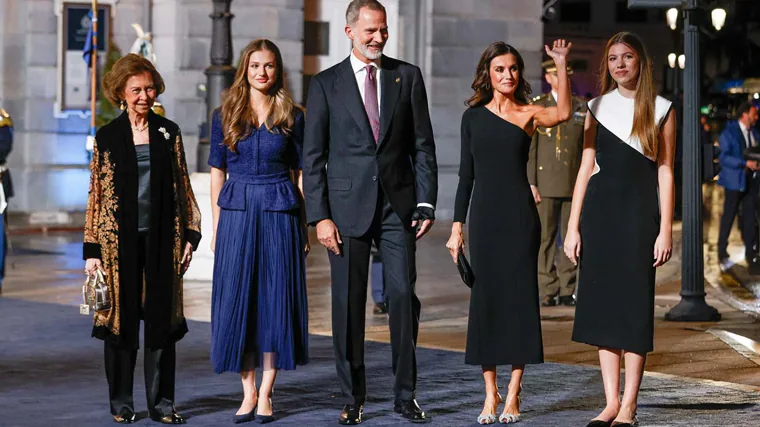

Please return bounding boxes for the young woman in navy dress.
[563,32,676,427]
[447,39,572,425]
[209,39,309,424]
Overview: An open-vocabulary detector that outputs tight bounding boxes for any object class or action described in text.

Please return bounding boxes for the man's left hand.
[411,207,435,240]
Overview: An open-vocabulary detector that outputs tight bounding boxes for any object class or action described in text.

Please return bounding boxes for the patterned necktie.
[364,64,380,143]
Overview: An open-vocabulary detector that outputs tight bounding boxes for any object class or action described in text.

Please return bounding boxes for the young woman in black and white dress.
[563,32,676,427]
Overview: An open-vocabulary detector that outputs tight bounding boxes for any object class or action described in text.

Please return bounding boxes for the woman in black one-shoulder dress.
[447,40,573,425]
[563,32,675,427]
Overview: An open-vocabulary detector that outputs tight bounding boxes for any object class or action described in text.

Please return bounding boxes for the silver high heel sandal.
[499,385,522,424]
[478,394,502,425]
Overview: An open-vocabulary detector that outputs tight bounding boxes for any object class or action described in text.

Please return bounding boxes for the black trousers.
[104,233,176,418]
[328,193,420,404]
[718,174,760,259]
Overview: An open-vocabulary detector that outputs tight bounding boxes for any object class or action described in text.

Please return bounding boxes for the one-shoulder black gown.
[454,106,544,366]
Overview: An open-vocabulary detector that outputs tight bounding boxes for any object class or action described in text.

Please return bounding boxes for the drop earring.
[119,100,127,111]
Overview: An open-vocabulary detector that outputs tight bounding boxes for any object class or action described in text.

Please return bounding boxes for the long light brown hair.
[599,32,658,158]
[466,42,532,107]
[221,39,298,152]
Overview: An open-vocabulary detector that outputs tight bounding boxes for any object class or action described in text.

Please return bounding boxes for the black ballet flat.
[113,412,136,424]
[234,406,256,424]
[586,420,611,427]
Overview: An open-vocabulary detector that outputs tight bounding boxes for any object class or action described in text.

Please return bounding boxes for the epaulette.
[0,108,12,128]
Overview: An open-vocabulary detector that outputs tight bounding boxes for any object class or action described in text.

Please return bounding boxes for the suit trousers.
[328,192,420,404]
[104,233,176,418]
[537,197,576,298]
[718,174,760,259]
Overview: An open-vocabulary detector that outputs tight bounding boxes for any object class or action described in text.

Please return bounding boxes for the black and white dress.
[571,89,672,354]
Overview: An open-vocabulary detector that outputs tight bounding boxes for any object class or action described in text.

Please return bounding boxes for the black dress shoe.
[151,412,186,425]
[113,412,136,424]
[338,404,363,425]
[541,296,557,307]
[586,420,611,427]
[393,399,428,423]
[373,302,388,315]
[558,296,576,306]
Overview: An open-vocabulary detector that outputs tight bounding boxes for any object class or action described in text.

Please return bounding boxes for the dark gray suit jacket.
[303,55,437,237]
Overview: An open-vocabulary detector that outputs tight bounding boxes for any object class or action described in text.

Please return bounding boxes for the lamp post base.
[665,294,721,322]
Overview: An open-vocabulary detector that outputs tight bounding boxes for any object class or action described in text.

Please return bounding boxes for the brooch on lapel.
[395,77,400,83]
[158,127,170,140]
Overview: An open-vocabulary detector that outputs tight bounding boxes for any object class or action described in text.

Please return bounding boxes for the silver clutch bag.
[80,269,111,315]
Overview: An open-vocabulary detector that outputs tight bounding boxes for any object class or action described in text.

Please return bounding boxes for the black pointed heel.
[256,398,275,424]
[234,406,257,424]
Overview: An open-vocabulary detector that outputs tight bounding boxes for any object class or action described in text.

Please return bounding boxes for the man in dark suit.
[717,102,760,273]
[302,0,437,424]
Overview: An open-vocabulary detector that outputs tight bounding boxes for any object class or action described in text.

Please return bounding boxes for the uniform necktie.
[364,64,380,143]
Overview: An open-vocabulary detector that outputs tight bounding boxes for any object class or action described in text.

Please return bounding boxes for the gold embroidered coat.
[84,111,201,349]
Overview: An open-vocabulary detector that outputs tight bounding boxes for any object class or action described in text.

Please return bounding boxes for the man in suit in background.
[302,0,437,424]
[528,60,586,307]
[717,102,760,273]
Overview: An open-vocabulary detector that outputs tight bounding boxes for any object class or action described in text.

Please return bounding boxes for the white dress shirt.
[348,52,434,212]
[350,52,382,113]
[739,121,756,148]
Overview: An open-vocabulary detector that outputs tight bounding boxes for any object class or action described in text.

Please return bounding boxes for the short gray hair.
[345,0,386,26]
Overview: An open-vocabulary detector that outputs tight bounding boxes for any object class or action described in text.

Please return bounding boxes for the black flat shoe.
[586,420,611,427]
[151,412,186,425]
[611,415,639,427]
[338,404,364,425]
[113,412,136,424]
[558,296,576,306]
[393,399,428,423]
[234,406,256,424]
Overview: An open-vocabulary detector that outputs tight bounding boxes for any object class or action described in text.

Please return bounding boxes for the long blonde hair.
[221,39,299,152]
[599,32,658,158]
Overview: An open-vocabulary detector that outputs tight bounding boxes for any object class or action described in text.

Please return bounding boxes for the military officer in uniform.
[0,106,14,294]
[527,60,586,307]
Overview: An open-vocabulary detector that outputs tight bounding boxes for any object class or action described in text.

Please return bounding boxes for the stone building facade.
[0,0,543,219]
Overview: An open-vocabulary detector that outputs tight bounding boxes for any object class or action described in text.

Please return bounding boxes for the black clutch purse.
[457,251,474,288]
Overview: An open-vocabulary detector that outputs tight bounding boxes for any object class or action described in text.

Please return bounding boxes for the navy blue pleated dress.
[209,109,308,373]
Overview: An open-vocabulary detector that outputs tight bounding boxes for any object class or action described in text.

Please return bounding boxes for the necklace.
[131,122,148,132]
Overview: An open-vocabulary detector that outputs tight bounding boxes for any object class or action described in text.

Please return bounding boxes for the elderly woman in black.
[83,54,201,424]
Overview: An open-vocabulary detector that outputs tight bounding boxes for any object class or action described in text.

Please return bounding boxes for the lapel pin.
[395,77,400,83]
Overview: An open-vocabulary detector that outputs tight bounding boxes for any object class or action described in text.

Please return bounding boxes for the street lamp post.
[197,0,235,173]
[628,0,721,321]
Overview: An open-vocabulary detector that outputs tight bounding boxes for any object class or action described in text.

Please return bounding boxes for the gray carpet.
[0,298,758,426]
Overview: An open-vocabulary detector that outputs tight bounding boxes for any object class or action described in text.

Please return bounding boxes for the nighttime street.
[3,0,760,426]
